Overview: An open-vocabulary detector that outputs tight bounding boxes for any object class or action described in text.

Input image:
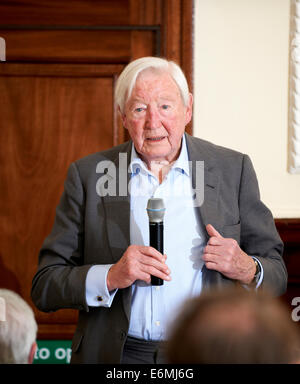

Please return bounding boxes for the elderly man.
[31,57,287,364]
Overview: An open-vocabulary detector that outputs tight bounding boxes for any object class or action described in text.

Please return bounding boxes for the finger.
[202,252,220,264]
[204,244,228,256]
[206,224,223,239]
[204,261,219,271]
[140,246,164,261]
[140,265,172,282]
[139,254,170,273]
[204,244,220,255]
[207,236,223,246]
[137,271,152,284]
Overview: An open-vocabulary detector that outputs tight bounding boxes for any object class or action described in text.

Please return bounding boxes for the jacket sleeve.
[239,154,287,296]
[31,162,92,312]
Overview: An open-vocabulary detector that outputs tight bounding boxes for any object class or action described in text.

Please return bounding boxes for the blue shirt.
[127,135,206,341]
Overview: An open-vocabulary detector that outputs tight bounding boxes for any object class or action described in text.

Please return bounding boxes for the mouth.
[146,136,166,142]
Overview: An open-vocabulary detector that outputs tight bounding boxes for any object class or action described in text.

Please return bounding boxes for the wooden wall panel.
[0,30,133,63]
[0,63,125,336]
[0,0,130,26]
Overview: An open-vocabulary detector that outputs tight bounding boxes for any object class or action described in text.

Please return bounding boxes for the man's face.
[121,70,193,165]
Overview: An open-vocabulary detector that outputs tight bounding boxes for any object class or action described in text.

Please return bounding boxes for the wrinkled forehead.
[127,68,182,103]
[135,67,177,86]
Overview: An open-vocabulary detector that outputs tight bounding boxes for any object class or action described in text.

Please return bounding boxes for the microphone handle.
[149,222,164,286]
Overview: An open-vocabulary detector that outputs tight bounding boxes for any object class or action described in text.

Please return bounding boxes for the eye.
[135,107,144,113]
[161,104,170,110]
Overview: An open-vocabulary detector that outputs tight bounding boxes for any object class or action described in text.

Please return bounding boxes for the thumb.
[206,224,223,238]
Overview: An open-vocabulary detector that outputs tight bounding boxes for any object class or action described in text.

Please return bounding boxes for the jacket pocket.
[221,222,241,243]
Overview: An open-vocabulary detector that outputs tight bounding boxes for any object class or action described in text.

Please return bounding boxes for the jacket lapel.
[185,134,226,290]
[185,133,220,231]
[100,141,133,324]
[101,141,132,264]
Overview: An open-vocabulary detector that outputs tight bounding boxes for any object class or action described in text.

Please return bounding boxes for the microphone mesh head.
[146,198,166,223]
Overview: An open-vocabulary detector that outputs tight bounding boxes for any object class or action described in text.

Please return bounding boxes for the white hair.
[115,56,190,113]
[0,290,37,364]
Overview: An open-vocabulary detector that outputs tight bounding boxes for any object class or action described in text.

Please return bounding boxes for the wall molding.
[289,0,300,173]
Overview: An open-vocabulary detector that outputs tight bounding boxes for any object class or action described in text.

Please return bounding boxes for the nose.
[146,105,161,129]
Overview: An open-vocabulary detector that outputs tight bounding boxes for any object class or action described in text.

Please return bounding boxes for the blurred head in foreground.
[0,289,37,364]
[166,287,300,364]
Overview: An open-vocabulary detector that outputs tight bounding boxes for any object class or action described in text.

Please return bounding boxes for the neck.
[149,160,174,184]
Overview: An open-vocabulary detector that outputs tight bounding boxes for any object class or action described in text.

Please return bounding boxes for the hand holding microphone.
[106,198,170,291]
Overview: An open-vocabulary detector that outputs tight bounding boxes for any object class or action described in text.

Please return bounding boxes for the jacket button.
[120,331,126,340]
[97,296,103,302]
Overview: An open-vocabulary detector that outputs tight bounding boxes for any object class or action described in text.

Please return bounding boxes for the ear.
[184,93,193,126]
[118,106,128,130]
[28,341,37,364]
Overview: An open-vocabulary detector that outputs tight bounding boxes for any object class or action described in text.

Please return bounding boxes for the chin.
[148,152,174,163]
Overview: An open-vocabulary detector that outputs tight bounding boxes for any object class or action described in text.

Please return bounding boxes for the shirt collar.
[129,134,190,176]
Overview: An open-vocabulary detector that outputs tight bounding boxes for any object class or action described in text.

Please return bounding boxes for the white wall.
[194,0,300,218]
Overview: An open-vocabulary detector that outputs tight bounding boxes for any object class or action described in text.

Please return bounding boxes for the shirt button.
[155,321,160,326]
[97,296,103,302]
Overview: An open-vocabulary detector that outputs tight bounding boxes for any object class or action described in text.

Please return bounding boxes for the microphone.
[146,198,166,286]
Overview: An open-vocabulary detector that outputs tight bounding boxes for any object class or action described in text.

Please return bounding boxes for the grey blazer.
[31,133,287,363]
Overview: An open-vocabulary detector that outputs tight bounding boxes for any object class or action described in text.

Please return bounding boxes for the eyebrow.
[129,95,177,105]
[129,98,147,105]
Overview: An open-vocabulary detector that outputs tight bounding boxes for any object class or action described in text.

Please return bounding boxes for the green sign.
[34,340,72,364]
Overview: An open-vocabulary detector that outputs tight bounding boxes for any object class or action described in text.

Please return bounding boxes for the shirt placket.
[150,174,170,340]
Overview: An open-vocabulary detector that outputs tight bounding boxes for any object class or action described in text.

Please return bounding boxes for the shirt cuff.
[85,264,118,307]
[251,256,264,289]
[241,257,264,291]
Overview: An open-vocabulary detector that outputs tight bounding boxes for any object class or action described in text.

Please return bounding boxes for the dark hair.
[166,287,300,364]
